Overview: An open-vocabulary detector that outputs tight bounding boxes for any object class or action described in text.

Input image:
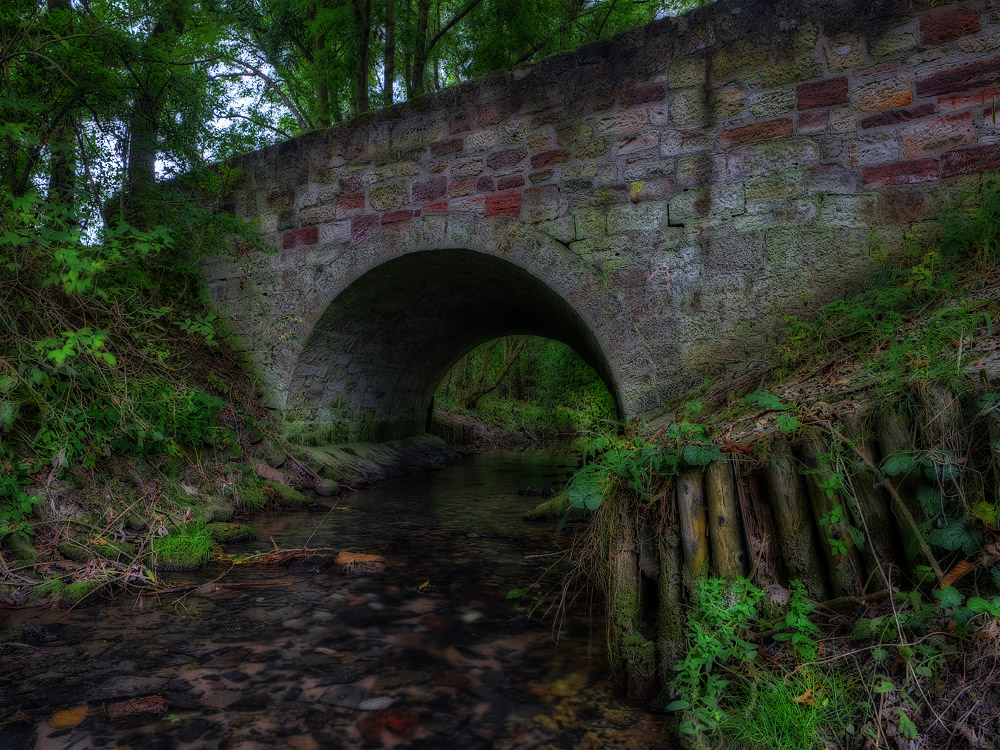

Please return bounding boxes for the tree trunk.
[409,0,430,97]
[383,0,395,106]
[352,0,371,115]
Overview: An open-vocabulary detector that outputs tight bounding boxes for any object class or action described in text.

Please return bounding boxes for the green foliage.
[0,445,41,540]
[152,524,216,570]
[436,336,616,436]
[669,578,856,749]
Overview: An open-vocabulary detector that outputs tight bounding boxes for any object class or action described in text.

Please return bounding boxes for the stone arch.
[280,216,639,444]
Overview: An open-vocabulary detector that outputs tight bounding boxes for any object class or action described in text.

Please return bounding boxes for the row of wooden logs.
[608,384,978,700]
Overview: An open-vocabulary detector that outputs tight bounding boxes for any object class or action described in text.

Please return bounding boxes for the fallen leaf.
[335,551,384,565]
[418,580,430,590]
[793,689,815,707]
[48,705,88,729]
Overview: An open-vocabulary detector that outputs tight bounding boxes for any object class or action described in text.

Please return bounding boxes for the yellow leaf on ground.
[48,705,88,729]
[793,689,815,706]
[335,551,384,565]
[418,580,430,590]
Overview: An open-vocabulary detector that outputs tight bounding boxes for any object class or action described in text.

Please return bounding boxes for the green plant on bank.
[566,428,719,511]
[151,523,216,570]
[0,445,41,541]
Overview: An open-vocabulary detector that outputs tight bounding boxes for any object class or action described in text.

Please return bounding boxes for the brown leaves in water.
[48,705,88,728]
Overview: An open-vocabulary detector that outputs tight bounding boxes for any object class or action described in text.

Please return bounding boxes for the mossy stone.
[522,492,583,522]
[93,541,136,559]
[27,578,65,604]
[2,533,36,564]
[265,481,309,508]
[204,522,256,544]
[60,580,101,607]
[57,541,90,563]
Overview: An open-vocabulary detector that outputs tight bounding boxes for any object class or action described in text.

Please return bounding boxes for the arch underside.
[283,249,623,445]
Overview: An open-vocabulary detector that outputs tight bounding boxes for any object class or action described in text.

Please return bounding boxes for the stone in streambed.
[204,522,256,544]
[265,480,309,508]
[107,695,168,722]
[314,478,338,497]
[320,683,377,709]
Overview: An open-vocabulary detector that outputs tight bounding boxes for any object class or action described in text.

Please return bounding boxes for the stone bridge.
[202,0,1000,444]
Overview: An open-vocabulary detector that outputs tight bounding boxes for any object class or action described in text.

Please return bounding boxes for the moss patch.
[204,522,256,544]
[522,492,584,522]
[152,525,215,571]
[264,481,309,508]
[60,580,102,607]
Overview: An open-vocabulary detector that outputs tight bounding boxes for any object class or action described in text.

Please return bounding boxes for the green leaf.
[682,443,720,467]
[898,710,918,740]
[933,586,964,610]
[743,391,787,411]
[882,452,917,477]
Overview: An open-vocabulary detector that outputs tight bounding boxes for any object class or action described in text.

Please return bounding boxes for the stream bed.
[0,449,670,749]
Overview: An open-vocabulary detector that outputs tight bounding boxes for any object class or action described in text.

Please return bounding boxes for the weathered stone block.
[901,112,975,157]
[726,139,819,179]
[607,201,669,234]
[861,103,935,129]
[485,189,522,217]
[486,146,528,170]
[451,157,485,177]
[497,174,525,190]
[669,57,706,89]
[797,77,849,110]
[872,32,917,58]
[861,158,940,187]
[597,109,649,134]
[847,134,901,165]
[712,41,767,80]
[853,76,913,112]
[521,185,566,223]
[940,143,1000,176]
[466,130,495,152]
[797,110,829,133]
[368,182,407,211]
[670,185,745,222]
[938,85,1000,112]
[920,6,981,45]
[621,84,665,107]
[412,176,447,202]
[916,55,1000,98]
[282,226,318,250]
[720,118,793,146]
[448,178,475,197]
[671,88,707,125]
[761,58,823,87]
[824,34,865,73]
[615,133,659,156]
[749,89,795,118]
[530,150,569,169]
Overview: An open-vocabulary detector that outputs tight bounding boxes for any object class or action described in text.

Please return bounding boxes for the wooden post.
[800,430,863,598]
[655,480,685,686]
[705,459,746,579]
[735,464,785,584]
[678,468,709,595]
[763,444,829,600]
[842,412,900,583]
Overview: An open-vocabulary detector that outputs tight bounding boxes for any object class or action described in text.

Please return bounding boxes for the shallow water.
[0,449,670,749]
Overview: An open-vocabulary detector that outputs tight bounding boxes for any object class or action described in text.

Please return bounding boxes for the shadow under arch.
[283,248,624,444]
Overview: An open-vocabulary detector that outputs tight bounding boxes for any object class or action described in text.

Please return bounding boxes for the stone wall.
[202,0,1000,443]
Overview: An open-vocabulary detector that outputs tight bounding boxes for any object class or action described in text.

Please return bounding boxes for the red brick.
[486,146,527,170]
[351,214,379,244]
[798,110,829,134]
[939,85,1000,112]
[381,210,413,224]
[497,174,525,191]
[476,176,495,192]
[861,103,936,129]
[861,158,940,188]
[797,77,849,110]
[917,55,1000,98]
[530,170,554,183]
[530,150,569,169]
[423,201,448,213]
[854,61,902,78]
[620,84,665,107]
[281,226,318,249]
[485,189,521,217]
[411,177,446,202]
[901,112,975,157]
[720,118,792,146]
[448,179,475,197]
[941,143,1000,177]
[338,192,365,211]
[920,7,981,46]
[430,138,463,156]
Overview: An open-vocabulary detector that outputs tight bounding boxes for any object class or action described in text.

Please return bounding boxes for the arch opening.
[284,249,624,445]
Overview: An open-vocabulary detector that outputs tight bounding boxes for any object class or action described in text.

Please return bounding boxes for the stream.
[0,449,670,749]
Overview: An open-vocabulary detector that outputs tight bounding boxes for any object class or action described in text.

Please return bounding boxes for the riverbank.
[0,432,456,609]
